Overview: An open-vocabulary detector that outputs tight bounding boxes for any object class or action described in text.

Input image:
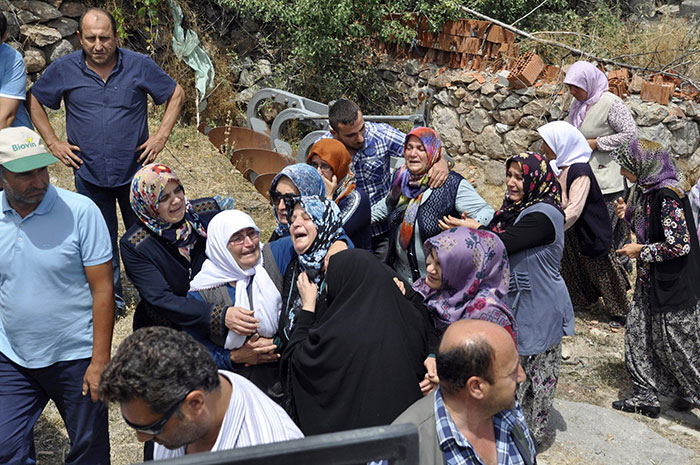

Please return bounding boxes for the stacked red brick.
[415,18,517,69]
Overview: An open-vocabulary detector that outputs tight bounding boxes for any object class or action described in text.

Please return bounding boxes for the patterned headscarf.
[387,127,442,249]
[280,195,344,339]
[269,164,326,238]
[611,139,685,242]
[488,152,564,233]
[130,163,206,260]
[307,138,356,203]
[413,227,516,338]
[285,195,344,282]
[563,61,610,128]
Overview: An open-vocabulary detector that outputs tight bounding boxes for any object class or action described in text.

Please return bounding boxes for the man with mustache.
[27,7,184,316]
[0,127,114,464]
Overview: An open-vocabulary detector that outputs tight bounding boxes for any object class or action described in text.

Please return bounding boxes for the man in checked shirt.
[390,320,537,465]
[326,99,449,259]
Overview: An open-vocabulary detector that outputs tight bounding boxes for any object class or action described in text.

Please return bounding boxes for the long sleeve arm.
[596,100,637,152]
[640,197,691,263]
[455,179,495,225]
[563,176,591,230]
[487,212,555,255]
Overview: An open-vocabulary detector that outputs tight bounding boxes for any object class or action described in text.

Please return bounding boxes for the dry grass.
[531,13,700,83]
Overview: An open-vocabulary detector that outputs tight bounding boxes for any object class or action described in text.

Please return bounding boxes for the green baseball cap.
[0,126,58,173]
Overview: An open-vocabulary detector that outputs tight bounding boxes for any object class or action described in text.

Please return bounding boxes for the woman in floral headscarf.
[461,152,574,447]
[611,139,700,418]
[120,164,279,367]
[413,226,515,339]
[372,127,494,282]
[564,60,637,270]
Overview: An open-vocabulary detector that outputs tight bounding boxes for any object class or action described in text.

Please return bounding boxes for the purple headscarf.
[611,139,685,243]
[564,61,610,128]
[413,227,516,340]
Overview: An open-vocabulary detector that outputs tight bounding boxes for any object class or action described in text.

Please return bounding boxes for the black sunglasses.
[269,191,299,206]
[122,391,191,435]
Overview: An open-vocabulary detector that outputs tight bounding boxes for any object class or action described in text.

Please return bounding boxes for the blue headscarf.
[270,164,326,238]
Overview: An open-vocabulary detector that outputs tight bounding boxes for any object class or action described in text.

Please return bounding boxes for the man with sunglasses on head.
[99,326,303,460]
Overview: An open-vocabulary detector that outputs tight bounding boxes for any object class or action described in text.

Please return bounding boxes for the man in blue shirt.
[391,320,537,465]
[0,13,32,130]
[325,99,448,259]
[0,126,114,464]
[27,7,185,314]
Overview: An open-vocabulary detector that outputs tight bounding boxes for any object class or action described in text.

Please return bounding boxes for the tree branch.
[459,5,700,92]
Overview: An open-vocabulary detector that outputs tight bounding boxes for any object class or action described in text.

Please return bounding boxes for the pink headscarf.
[563,61,610,128]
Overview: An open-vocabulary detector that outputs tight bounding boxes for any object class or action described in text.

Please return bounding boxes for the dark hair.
[99,327,220,413]
[0,12,7,40]
[328,99,360,131]
[79,8,118,36]
[436,337,494,395]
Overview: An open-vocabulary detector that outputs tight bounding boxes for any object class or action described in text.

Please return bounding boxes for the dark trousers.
[74,173,137,308]
[0,352,110,464]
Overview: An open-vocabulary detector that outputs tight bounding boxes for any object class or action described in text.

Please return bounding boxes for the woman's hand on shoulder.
[297,271,318,312]
[225,306,259,336]
[230,334,279,366]
[428,156,449,188]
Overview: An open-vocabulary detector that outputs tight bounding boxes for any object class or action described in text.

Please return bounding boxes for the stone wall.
[380,59,700,187]
[1,0,84,79]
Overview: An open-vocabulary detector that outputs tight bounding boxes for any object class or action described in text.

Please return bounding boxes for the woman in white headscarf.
[538,121,629,324]
[188,209,284,398]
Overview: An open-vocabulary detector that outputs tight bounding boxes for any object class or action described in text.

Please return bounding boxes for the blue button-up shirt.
[30,48,177,187]
[435,388,536,465]
[323,121,405,237]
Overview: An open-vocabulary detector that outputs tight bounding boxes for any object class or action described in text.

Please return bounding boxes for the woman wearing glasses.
[187,210,286,399]
[306,138,371,249]
[267,164,326,242]
[121,164,278,366]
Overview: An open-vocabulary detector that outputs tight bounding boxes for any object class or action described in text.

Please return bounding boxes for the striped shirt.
[435,388,536,465]
[154,370,303,459]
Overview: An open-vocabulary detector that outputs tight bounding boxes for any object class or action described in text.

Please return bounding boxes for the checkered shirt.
[322,121,405,237]
[434,388,536,465]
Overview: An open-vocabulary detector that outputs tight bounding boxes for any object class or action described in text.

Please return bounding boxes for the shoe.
[612,397,660,418]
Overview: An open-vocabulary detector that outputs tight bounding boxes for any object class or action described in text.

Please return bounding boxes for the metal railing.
[147,423,419,465]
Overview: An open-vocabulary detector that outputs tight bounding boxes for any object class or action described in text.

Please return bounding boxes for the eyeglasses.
[122,391,191,435]
[229,229,260,245]
[269,191,299,206]
[309,161,333,174]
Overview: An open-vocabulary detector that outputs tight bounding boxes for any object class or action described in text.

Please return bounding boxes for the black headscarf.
[281,249,432,435]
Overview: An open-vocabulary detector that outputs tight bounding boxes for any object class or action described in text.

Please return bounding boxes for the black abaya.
[281,249,435,435]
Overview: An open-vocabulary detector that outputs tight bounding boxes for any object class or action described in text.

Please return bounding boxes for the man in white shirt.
[99,327,302,459]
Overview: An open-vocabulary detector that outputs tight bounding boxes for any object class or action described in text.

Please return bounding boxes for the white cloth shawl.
[189,210,281,349]
[537,120,592,176]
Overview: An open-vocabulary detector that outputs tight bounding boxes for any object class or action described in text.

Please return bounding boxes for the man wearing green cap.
[0,126,114,464]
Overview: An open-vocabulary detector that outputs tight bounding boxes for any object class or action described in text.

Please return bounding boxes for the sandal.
[612,396,660,418]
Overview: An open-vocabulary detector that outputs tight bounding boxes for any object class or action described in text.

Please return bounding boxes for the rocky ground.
[32,120,700,464]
